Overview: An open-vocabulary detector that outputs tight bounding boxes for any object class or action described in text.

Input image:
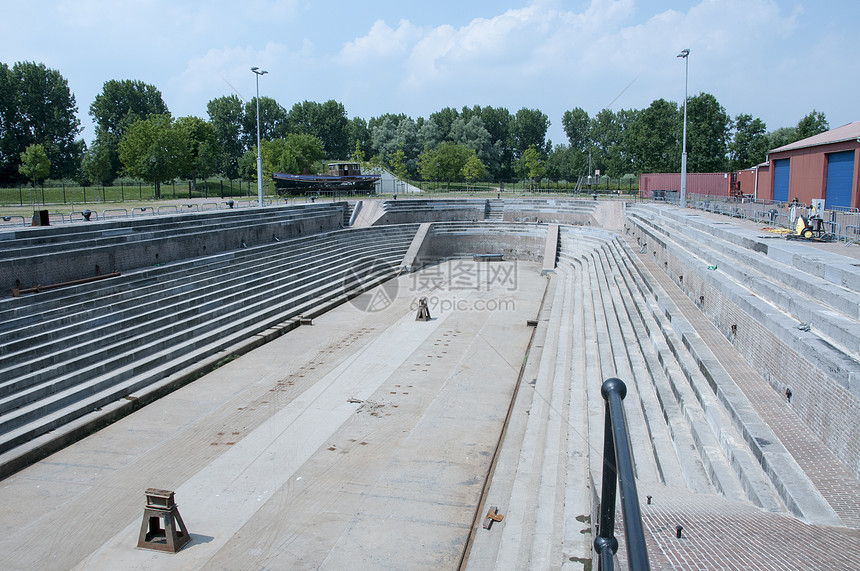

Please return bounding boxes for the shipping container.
[638,173,732,198]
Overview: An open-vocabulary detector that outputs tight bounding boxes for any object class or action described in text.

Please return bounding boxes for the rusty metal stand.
[416,297,431,321]
[137,488,191,553]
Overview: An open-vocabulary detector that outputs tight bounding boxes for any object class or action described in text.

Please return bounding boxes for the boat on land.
[272,162,380,195]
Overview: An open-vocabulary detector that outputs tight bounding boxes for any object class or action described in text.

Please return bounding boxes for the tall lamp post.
[251,66,268,207]
[677,49,690,208]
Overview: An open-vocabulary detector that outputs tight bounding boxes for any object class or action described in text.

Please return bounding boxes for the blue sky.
[1,0,857,147]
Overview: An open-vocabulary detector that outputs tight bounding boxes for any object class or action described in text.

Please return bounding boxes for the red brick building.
[750,121,860,208]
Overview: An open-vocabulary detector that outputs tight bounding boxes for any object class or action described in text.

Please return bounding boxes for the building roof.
[771,121,860,153]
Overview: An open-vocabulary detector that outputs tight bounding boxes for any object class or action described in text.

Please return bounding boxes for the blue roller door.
[773,158,790,202]
[825,151,854,210]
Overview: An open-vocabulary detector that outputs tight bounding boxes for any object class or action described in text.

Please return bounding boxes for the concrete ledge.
[541,223,558,274]
[399,223,431,273]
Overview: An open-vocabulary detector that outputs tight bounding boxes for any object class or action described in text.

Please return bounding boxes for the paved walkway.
[683,206,860,261]
[638,485,860,570]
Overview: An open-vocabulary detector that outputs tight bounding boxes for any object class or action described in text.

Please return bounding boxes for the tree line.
[1,60,832,191]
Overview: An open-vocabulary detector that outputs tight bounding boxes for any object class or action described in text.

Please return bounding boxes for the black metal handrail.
[594,378,651,571]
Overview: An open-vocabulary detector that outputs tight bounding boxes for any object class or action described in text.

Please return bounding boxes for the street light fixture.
[677,49,690,208]
[251,66,268,207]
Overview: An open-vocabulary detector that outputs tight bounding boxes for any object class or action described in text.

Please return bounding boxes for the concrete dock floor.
[0,260,544,570]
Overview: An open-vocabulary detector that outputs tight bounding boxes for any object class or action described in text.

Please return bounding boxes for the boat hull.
[272,172,380,195]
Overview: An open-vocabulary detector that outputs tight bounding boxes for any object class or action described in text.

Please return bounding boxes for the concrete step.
[0,258,403,452]
[495,269,566,568]
[586,242,662,484]
[485,199,504,221]
[0,228,412,350]
[559,256,594,566]
[628,211,860,358]
[528,269,574,567]
[608,239,787,512]
[615,235,843,525]
[557,227,786,512]
[0,225,418,337]
[0,228,413,352]
[589,241,692,491]
[0,242,411,407]
[0,261,400,467]
[0,232,413,374]
[0,227,419,432]
[0,204,352,294]
[2,213,333,268]
[465,271,557,570]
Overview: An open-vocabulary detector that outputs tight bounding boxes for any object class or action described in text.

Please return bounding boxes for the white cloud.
[339,19,419,64]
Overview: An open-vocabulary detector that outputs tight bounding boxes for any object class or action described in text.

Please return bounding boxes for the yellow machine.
[788,199,833,241]
[793,215,817,239]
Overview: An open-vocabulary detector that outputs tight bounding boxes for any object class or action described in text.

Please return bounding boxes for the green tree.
[394,118,421,173]
[795,110,829,140]
[238,149,257,181]
[175,116,219,190]
[371,116,420,174]
[0,61,82,183]
[90,79,169,140]
[368,113,408,133]
[511,108,549,159]
[516,144,545,185]
[260,133,325,177]
[195,141,220,193]
[89,79,169,181]
[561,107,591,153]
[390,149,409,181]
[766,126,797,150]
[685,92,730,172]
[348,116,371,159]
[371,117,398,165]
[730,114,768,170]
[428,107,460,140]
[417,118,446,151]
[418,141,474,184]
[351,139,366,163]
[207,94,245,179]
[545,144,586,182]
[242,97,287,149]
[81,134,116,185]
[450,116,498,175]
[284,100,351,158]
[626,99,679,173]
[465,105,513,178]
[461,154,487,185]
[118,114,190,198]
[589,108,634,177]
[18,143,51,195]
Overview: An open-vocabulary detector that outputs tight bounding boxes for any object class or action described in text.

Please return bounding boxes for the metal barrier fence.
[682,194,860,245]
[0,197,302,228]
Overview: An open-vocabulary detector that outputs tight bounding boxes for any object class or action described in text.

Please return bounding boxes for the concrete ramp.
[351,199,386,227]
[590,200,625,230]
[399,222,432,273]
[541,223,558,274]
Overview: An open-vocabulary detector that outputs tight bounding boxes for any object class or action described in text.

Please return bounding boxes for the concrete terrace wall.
[422,222,548,264]
[502,198,598,226]
[0,203,348,295]
[368,198,604,227]
[372,199,486,225]
[626,207,860,476]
